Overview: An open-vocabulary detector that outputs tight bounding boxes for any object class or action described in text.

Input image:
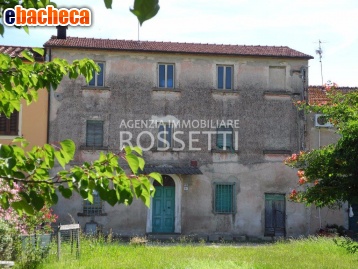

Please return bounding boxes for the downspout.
[46,47,52,144]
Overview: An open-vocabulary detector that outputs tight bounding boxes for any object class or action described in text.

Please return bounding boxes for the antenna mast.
[315,40,324,85]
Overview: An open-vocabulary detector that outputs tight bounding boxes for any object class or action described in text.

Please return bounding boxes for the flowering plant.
[0,179,58,234]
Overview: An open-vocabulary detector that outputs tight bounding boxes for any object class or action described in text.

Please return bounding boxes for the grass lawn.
[38,237,357,269]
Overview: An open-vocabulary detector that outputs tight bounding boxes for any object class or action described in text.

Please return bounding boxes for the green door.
[152,186,175,233]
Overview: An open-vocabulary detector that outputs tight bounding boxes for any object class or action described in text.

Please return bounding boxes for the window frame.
[213,182,236,214]
[86,120,104,148]
[217,65,233,90]
[83,190,103,216]
[88,62,105,87]
[158,63,175,89]
[157,122,173,150]
[216,125,234,150]
[0,111,19,136]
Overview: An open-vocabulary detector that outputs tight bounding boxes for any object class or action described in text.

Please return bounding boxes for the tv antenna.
[315,40,325,86]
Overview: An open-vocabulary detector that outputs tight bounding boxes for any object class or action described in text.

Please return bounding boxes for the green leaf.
[126,153,139,174]
[21,50,35,62]
[12,137,29,148]
[0,24,4,37]
[149,172,162,185]
[54,151,66,169]
[30,191,45,211]
[106,189,118,206]
[58,185,72,199]
[138,156,145,171]
[0,145,14,158]
[104,0,113,9]
[51,192,59,204]
[132,146,143,156]
[32,48,44,56]
[59,139,76,162]
[23,25,29,35]
[124,146,132,155]
[130,0,160,26]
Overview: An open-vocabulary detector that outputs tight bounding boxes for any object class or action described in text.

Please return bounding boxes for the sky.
[1,0,358,87]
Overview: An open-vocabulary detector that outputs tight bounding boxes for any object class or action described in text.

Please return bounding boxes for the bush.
[0,220,17,261]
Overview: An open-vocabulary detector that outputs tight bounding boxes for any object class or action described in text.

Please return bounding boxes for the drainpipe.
[46,47,52,144]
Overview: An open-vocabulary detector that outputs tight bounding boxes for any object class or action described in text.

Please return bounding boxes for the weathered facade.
[0,46,48,149]
[44,32,319,239]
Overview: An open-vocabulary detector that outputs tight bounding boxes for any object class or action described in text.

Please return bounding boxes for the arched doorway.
[152,175,175,233]
[146,174,182,234]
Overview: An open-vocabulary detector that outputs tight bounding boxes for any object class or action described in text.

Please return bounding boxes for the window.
[86,120,103,147]
[158,64,174,88]
[216,125,233,150]
[265,193,286,236]
[83,190,103,216]
[158,123,173,150]
[0,111,19,136]
[217,65,233,90]
[214,183,235,214]
[89,62,105,87]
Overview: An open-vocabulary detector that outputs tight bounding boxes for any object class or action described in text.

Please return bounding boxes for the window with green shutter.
[216,126,233,150]
[0,111,19,136]
[214,183,235,214]
[86,120,103,147]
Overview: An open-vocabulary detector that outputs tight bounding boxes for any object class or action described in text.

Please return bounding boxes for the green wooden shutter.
[0,111,18,135]
[215,184,234,213]
[86,120,103,147]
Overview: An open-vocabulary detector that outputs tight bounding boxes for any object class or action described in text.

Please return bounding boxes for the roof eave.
[43,44,314,59]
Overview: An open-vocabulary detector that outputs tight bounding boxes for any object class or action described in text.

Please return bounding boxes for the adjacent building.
[0,46,48,149]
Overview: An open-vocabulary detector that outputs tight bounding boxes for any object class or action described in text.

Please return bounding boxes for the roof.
[0,45,45,61]
[44,36,313,59]
[143,166,202,175]
[308,86,358,105]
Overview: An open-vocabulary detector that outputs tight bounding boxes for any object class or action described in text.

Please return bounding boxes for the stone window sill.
[152,87,182,92]
[81,86,111,91]
[211,89,239,95]
[79,145,109,151]
[77,212,107,217]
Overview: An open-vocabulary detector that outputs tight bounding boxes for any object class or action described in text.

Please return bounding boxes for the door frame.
[146,174,182,233]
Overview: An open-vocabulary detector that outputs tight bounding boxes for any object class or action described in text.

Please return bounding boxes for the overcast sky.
[1,0,357,86]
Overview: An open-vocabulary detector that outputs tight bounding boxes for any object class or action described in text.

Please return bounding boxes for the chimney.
[56,26,68,39]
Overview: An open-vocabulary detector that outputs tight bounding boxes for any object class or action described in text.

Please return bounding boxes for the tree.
[0,0,162,216]
[285,85,358,207]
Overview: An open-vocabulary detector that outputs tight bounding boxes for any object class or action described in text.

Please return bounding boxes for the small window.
[86,120,103,147]
[214,183,235,214]
[216,125,233,150]
[158,123,173,150]
[158,64,174,88]
[0,111,19,136]
[217,65,233,90]
[89,62,105,87]
[83,190,103,216]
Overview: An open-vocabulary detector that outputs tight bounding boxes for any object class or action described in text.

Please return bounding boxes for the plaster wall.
[49,48,313,238]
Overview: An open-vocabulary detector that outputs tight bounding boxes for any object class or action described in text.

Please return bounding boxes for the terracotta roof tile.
[0,45,45,61]
[44,36,313,59]
[308,86,358,105]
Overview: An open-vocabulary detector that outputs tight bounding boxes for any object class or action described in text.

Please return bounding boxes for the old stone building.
[44,29,319,239]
